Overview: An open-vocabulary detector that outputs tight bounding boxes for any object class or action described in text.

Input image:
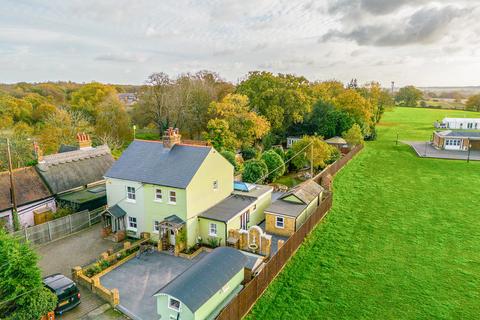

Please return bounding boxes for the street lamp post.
[467,143,472,163]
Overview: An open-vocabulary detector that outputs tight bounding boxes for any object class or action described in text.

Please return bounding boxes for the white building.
[435,117,480,130]
[286,136,301,148]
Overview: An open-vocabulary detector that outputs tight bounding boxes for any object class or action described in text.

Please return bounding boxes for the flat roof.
[57,184,106,204]
[232,184,273,198]
[199,195,255,222]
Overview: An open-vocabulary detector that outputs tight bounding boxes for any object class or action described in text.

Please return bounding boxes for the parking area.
[100,251,208,320]
[407,141,480,161]
[37,223,124,320]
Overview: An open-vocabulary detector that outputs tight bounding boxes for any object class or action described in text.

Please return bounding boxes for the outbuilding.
[154,247,247,320]
[265,180,324,237]
[432,130,480,151]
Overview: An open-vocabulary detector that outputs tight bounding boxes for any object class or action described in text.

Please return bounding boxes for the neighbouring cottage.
[434,117,480,130]
[432,130,480,151]
[198,183,273,246]
[103,128,234,249]
[154,247,247,320]
[36,133,114,211]
[0,167,55,229]
[265,180,324,237]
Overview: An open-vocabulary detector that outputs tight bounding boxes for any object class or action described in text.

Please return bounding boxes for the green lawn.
[248,107,480,319]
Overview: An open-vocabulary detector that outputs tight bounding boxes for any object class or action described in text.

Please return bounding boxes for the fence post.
[88,210,92,227]
[69,215,73,233]
[47,221,52,242]
[24,226,28,242]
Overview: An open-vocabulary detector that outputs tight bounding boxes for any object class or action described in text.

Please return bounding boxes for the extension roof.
[435,130,480,139]
[105,140,212,189]
[36,145,114,194]
[0,167,53,212]
[199,194,255,222]
[154,247,247,312]
[281,180,324,204]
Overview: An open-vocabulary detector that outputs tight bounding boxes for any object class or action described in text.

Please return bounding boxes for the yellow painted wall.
[265,213,295,237]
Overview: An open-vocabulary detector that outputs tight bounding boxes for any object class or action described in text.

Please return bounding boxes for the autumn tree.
[202,119,237,151]
[291,136,334,170]
[342,123,364,146]
[95,95,132,150]
[208,94,270,148]
[466,94,480,112]
[395,86,423,107]
[70,82,118,121]
[237,71,312,134]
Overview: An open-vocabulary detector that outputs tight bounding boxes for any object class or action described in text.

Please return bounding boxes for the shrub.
[342,123,364,146]
[261,150,285,182]
[242,159,268,184]
[272,145,285,160]
[241,146,258,161]
[220,150,239,171]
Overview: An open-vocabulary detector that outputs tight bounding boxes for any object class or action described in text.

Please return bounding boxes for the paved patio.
[100,251,207,320]
[407,141,480,161]
[258,221,289,255]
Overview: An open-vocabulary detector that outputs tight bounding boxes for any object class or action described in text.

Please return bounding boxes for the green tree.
[261,150,285,182]
[242,159,268,184]
[466,94,480,112]
[70,82,118,121]
[241,146,258,161]
[0,229,57,319]
[220,150,239,171]
[342,123,364,146]
[395,86,423,107]
[237,71,312,133]
[202,119,236,151]
[291,136,333,170]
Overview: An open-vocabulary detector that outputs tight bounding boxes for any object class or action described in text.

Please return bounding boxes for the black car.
[43,274,81,315]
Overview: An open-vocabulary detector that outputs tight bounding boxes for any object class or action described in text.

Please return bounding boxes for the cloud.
[94,53,147,63]
[329,0,433,16]
[323,5,468,46]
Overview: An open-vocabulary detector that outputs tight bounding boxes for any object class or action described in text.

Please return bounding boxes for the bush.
[261,150,285,182]
[242,159,268,183]
[220,150,239,171]
[241,146,258,161]
[285,149,296,173]
[326,147,341,165]
[342,124,365,146]
[272,145,285,160]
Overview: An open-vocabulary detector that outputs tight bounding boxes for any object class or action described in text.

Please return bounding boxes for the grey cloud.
[95,53,144,63]
[329,0,433,16]
[323,6,468,46]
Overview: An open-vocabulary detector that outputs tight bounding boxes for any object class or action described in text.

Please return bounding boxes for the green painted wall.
[156,294,194,320]
[198,218,227,246]
[194,268,244,320]
[186,149,233,246]
[296,194,321,228]
[282,194,304,204]
[143,184,187,240]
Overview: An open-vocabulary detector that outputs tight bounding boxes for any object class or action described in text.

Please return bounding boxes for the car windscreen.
[56,284,78,301]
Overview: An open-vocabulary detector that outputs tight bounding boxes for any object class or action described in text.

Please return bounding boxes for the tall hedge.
[261,150,285,182]
[242,159,268,184]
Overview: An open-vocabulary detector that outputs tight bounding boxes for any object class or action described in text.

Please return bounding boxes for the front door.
[169,229,176,246]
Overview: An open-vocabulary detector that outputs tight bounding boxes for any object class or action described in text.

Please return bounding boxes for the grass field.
[248,107,480,319]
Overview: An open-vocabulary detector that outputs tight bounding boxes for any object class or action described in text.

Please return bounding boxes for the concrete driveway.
[100,251,207,320]
[37,223,123,320]
[407,141,480,161]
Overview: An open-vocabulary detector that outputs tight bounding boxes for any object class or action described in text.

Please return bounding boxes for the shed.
[154,247,247,320]
[325,136,348,149]
[57,184,107,212]
[265,180,324,237]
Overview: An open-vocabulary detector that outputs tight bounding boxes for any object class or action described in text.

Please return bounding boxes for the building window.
[209,223,217,236]
[169,191,177,204]
[155,188,162,202]
[126,186,136,201]
[128,216,137,229]
[468,123,473,129]
[153,220,160,233]
[213,180,218,190]
[275,216,284,229]
[168,297,181,312]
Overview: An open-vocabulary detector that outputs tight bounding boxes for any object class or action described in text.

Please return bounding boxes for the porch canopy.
[103,204,127,232]
[160,214,185,229]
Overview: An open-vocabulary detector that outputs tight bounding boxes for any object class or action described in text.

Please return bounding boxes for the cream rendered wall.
[185,149,233,246]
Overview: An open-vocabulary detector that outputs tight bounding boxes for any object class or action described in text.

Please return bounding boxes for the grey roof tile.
[105,140,212,189]
[199,195,255,222]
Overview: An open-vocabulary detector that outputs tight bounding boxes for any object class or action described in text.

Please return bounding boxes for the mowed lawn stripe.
[248,107,480,320]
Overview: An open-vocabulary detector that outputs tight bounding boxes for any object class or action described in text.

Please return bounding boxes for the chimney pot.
[163,128,181,148]
[78,132,92,149]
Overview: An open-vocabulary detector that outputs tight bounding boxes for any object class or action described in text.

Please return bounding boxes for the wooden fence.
[216,144,363,320]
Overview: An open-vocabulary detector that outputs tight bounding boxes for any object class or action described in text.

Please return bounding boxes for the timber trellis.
[11,207,104,246]
[216,145,363,320]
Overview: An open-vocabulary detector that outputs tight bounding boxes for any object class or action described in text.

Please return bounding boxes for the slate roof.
[106,204,126,218]
[199,194,255,222]
[281,180,324,204]
[436,130,480,138]
[36,145,114,194]
[265,200,307,218]
[105,140,212,189]
[154,247,247,312]
[0,167,52,212]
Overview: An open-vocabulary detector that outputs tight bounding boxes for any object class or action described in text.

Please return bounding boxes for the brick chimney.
[77,133,92,150]
[162,127,181,148]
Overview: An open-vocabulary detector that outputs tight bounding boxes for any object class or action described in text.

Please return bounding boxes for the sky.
[1,0,479,87]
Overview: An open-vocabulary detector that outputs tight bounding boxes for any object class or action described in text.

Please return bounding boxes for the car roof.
[43,274,75,290]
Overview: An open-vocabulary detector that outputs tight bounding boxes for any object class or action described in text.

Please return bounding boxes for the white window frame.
[209,223,217,237]
[168,297,181,312]
[169,191,177,205]
[275,216,284,229]
[154,188,163,202]
[213,180,218,191]
[128,216,137,230]
[153,220,160,233]
[126,186,136,202]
